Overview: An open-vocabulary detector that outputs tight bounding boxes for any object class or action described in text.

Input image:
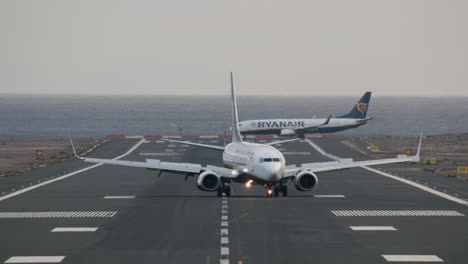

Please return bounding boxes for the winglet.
[414,132,423,158]
[322,115,332,126]
[68,135,80,158]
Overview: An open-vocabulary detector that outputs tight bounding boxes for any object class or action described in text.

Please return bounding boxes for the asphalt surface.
[0,137,467,264]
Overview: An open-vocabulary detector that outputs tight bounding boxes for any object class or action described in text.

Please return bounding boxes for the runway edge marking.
[305,139,468,207]
[0,139,145,202]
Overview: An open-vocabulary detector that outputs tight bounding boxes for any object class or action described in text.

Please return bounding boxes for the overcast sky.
[1,0,467,96]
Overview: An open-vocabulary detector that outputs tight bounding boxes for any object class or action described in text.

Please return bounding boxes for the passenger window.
[272,158,280,162]
[264,158,272,162]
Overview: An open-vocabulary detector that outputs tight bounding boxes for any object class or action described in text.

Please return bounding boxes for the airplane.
[238,92,373,137]
[70,74,421,198]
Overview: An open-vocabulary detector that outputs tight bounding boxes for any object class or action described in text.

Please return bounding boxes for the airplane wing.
[284,133,422,177]
[294,115,331,135]
[80,156,237,178]
[69,137,235,178]
[263,138,301,146]
[162,139,225,151]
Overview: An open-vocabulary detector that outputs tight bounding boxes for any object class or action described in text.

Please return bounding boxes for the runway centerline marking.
[0,139,145,202]
[220,196,230,264]
[305,139,468,207]
[104,196,135,199]
[4,256,65,263]
[350,226,397,231]
[382,255,443,262]
[314,195,345,198]
[51,227,98,232]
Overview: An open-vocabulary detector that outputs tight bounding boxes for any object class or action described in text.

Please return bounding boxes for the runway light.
[245,180,253,188]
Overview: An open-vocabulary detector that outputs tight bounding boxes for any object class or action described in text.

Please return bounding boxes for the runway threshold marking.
[382,255,443,262]
[104,196,135,199]
[51,227,98,232]
[350,226,397,231]
[305,139,468,207]
[332,210,464,217]
[0,139,146,202]
[4,256,65,263]
[0,211,117,218]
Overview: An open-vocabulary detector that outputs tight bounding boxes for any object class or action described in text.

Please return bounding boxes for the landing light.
[243,168,249,173]
[231,170,238,176]
[267,189,273,195]
[245,180,253,188]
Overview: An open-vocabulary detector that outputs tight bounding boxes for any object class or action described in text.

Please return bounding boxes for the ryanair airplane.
[238,92,372,137]
[70,75,420,198]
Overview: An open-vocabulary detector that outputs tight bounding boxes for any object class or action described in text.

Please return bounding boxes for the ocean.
[1,95,467,139]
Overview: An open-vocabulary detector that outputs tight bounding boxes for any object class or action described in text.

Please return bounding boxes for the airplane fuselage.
[239,118,369,135]
[222,142,285,185]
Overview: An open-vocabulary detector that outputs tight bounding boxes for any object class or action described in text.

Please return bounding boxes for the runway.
[0,137,467,263]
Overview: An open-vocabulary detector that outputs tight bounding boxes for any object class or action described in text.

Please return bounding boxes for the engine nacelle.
[196,171,220,192]
[280,129,295,136]
[294,171,318,191]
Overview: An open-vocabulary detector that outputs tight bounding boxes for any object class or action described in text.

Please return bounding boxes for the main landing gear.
[265,185,287,198]
[217,184,231,197]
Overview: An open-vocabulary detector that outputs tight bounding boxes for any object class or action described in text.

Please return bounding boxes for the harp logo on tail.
[356,103,368,114]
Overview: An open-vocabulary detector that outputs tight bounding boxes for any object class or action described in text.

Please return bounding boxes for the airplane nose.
[266,164,283,181]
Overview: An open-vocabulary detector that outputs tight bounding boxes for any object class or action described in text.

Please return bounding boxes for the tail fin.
[337,92,372,119]
[230,72,243,143]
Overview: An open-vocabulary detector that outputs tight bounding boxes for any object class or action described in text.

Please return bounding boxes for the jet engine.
[196,171,220,191]
[294,171,318,191]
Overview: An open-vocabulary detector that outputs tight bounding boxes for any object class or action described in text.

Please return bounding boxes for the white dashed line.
[0,211,116,218]
[220,247,230,255]
[4,256,65,263]
[382,255,444,262]
[332,210,464,217]
[220,196,229,264]
[314,195,345,198]
[104,196,135,199]
[350,226,397,231]
[51,227,98,232]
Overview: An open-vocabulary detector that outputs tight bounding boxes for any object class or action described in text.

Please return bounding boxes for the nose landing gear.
[217,184,231,197]
[265,184,288,198]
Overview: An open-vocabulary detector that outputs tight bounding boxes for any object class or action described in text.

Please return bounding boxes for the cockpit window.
[261,158,280,162]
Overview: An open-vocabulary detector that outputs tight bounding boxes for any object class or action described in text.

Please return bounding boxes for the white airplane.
[238,92,373,137]
[70,74,421,198]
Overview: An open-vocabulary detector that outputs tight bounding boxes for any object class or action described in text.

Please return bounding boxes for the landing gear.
[281,185,288,197]
[265,184,274,198]
[217,184,231,197]
[274,186,280,197]
[224,185,231,197]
